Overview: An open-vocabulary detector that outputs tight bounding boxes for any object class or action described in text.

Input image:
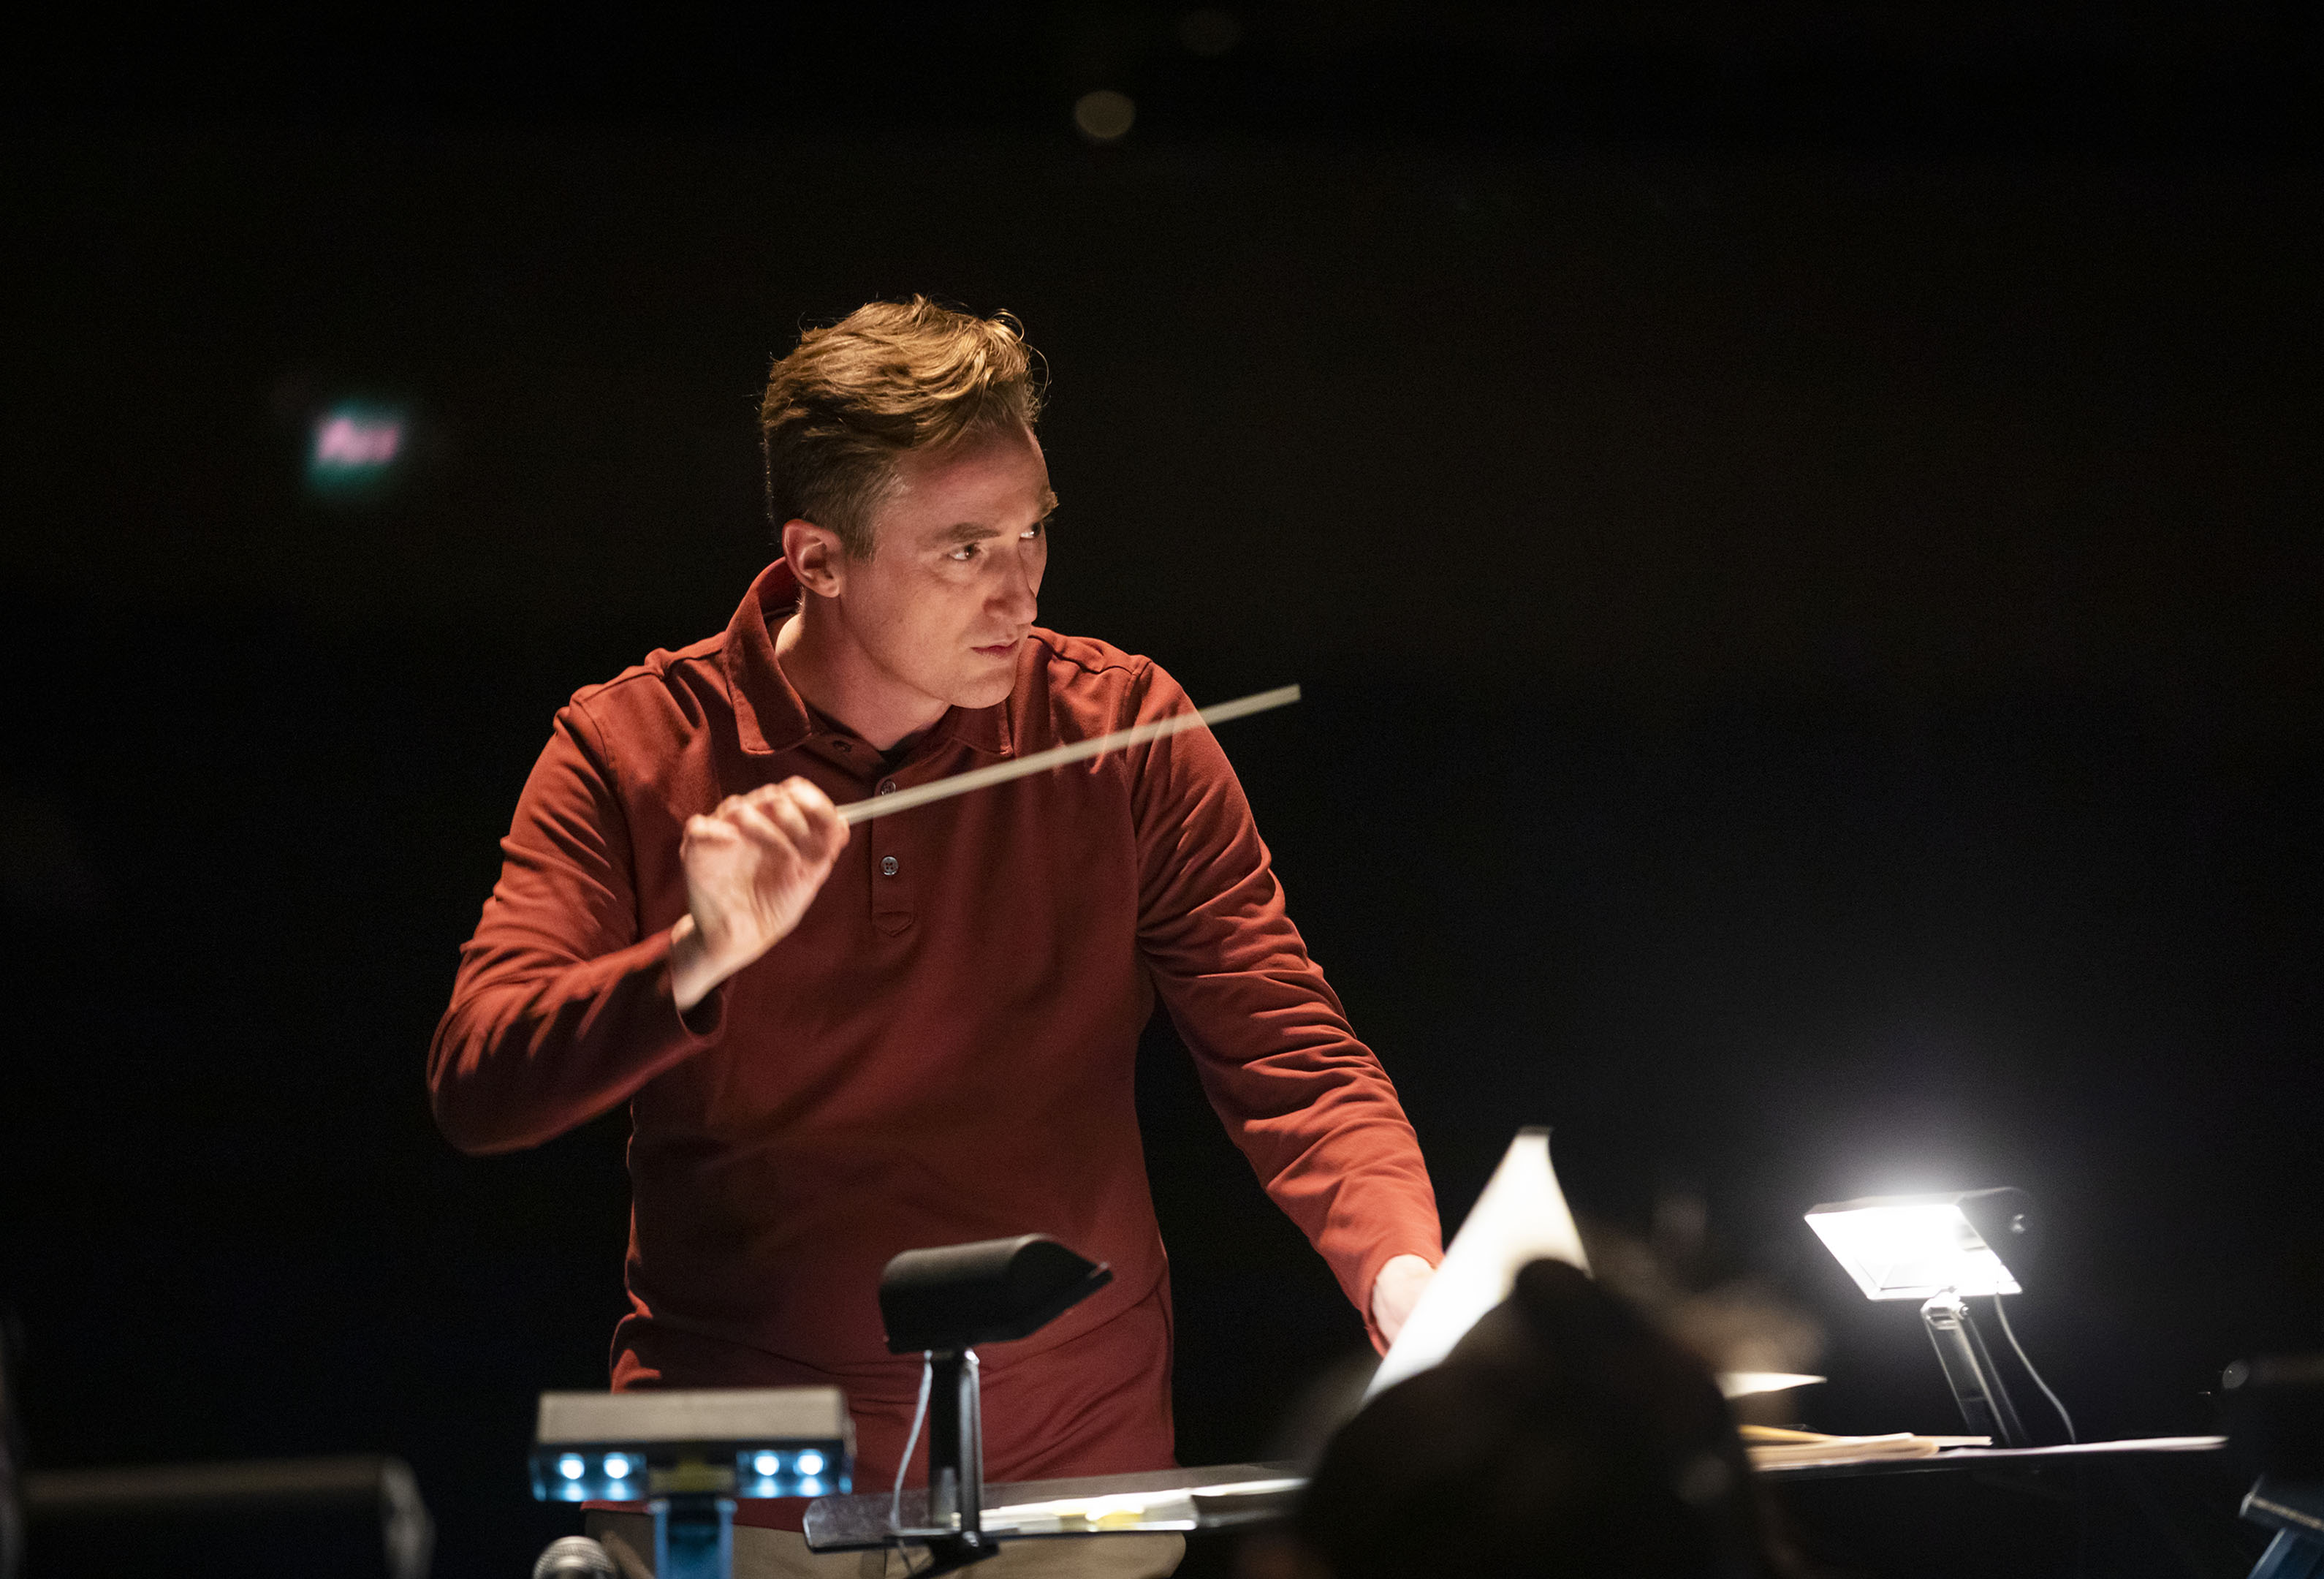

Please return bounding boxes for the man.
[430,299,1440,1578]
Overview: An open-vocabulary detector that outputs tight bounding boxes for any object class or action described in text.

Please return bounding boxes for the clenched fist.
[669,777,848,1011]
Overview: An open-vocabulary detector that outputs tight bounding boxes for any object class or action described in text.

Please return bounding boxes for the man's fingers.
[700,779,848,868]
[784,778,849,860]
[781,776,839,819]
[760,789,820,848]
[683,812,737,850]
[726,800,812,874]
[722,795,840,890]
[746,779,847,863]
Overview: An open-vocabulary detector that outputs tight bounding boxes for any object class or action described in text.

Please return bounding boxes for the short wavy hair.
[759,298,1044,558]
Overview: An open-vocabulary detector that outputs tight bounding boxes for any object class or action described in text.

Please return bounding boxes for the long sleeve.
[1128,664,1441,1346]
[428,700,720,1155]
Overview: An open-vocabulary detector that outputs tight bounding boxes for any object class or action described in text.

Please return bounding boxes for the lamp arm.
[1921,1290,2031,1447]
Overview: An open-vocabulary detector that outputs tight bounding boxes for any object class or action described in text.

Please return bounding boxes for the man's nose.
[995,550,1039,622]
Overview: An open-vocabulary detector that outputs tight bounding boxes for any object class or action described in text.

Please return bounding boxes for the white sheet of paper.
[1717,1371,1826,1398]
[1364,1126,1590,1398]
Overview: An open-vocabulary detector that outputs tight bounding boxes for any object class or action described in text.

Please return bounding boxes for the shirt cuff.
[649,925,726,1044]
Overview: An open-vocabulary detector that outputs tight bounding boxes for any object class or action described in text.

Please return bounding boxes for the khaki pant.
[582,1510,1184,1579]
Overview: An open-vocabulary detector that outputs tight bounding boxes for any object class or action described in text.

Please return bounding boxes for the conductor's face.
[844,425,1052,713]
[782,423,1055,742]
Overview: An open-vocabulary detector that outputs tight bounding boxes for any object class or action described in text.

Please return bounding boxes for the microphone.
[532,1534,617,1579]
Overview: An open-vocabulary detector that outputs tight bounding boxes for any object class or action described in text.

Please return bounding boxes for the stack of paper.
[977,1478,1305,1535]
[1740,1425,1989,1469]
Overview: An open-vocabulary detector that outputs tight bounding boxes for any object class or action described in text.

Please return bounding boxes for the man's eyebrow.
[938,500,1055,545]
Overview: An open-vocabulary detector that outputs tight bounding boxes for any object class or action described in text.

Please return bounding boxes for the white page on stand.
[1364,1126,1590,1399]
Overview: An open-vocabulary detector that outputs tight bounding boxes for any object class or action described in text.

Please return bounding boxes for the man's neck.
[774,596,948,754]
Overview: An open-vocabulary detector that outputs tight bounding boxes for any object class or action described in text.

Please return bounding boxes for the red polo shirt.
[429,562,1440,1526]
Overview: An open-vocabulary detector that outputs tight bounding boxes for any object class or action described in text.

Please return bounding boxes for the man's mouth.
[972,639,1019,657]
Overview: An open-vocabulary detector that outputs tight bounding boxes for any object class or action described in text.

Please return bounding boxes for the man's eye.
[948,545,979,561]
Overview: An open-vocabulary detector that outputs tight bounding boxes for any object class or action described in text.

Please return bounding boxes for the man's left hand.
[1370,1254,1436,1346]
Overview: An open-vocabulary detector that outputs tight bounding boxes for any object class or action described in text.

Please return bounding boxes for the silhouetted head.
[1289,1260,1777,1579]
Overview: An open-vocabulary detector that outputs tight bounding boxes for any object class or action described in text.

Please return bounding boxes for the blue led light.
[558,1455,587,1481]
[798,1476,824,1496]
[752,1452,781,1477]
[796,1450,826,1477]
[603,1455,631,1480]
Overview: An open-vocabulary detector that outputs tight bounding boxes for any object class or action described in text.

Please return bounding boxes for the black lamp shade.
[878,1235,1112,1354]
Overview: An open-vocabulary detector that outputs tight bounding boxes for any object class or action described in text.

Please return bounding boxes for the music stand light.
[529,1389,853,1579]
[1805,1189,2040,1445]
[878,1235,1112,1576]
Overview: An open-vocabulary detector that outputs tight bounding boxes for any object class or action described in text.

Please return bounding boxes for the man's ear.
[783,518,849,598]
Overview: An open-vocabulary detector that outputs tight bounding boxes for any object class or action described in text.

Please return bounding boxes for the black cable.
[1993,1295,2078,1443]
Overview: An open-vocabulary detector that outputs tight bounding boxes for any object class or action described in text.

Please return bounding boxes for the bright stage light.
[753,1452,781,1477]
[558,1455,586,1480]
[1804,1191,2032,1300]
[795,1450,825,1476]
[1805,1187,2050,1445]
[602,1454,631,1480]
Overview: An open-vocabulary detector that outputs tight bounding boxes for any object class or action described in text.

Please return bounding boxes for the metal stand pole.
[1921,1290,2030,1446]
[651,1495,734,1579]
[916,1349,998,1575]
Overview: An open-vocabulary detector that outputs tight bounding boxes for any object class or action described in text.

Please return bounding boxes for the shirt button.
[878,779,897,795]
[880,855,900,877]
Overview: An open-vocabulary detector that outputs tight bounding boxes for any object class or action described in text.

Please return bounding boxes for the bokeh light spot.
[1073,90,1136,144]
[305,401,409,499]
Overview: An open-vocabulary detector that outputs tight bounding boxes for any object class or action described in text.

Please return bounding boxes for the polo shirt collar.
[723,560,1014,758]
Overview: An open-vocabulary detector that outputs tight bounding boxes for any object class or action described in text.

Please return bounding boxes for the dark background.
[4,4,2320,1575]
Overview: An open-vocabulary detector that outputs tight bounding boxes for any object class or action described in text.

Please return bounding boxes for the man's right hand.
[670,777,848,1012]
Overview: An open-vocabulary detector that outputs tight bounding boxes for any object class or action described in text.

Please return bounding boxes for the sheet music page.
[1364,1126,1590,1398]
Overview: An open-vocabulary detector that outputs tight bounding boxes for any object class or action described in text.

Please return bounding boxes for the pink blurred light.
[313,414,403,466]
